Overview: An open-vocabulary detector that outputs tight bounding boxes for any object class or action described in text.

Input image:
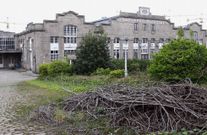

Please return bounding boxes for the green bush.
[110,59,124,70]
[148,39,207,83]
[39,63,49,79]
[94,68,111,75]
[47,60,72,77]
[110,59,150,73]
[129,59,150,72]
[109,69,124,78]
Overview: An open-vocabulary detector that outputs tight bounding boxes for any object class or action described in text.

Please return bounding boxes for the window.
[64,25,77,44]
[151,24,156,32]
[193,31,198,41]
[64,25,77,36]
[50,37,58,43]
[141,54,149,60]
[134,23,138,31]
[159,38,164,43]
[199,39,203,45]
[64,50,76,56]
[51,50,58,61]
[113,38,120,59]
[166,38,171,42]
[151,38,155,43]
[143,23,147,31]
[203,31,206,38]
[134,49,138,59]
[133,38,139,43]
[114,50,119,59]
[143,38,148,43]
[107,37,111,44]
[114,38,120,43]
[64,37,77,44]
[0,54,2,64]
[142,49,148,53]
[0,38,15,50]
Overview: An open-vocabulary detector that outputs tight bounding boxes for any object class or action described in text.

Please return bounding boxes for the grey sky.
[0,0,207,32]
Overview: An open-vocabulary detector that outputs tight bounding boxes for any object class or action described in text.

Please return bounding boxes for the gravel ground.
[0,70,48,134]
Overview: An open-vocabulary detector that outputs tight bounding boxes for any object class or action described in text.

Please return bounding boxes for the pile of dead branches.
[62,83,207,133]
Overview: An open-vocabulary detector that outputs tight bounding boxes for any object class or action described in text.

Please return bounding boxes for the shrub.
[39,63,49,79]
[110,69,124,78]
[148,39,207,83]
[110,59,124,70]
[94,68,111,75]
[47,60,72,77]
[129,59,150,72]
[110,59,150,73]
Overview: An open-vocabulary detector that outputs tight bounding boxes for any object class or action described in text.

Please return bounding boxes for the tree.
[148,39,207,83]
[177,27,184,39]
[74,32,110,74]
[190,29,194,39]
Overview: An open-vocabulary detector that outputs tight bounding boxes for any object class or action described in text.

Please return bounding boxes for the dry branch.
[61,84,207,133]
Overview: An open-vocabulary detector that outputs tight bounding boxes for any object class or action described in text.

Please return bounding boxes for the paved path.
[0,70,47,134]
[0,70,36,86]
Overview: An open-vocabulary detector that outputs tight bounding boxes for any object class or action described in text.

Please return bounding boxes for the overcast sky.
[1,0,207,32]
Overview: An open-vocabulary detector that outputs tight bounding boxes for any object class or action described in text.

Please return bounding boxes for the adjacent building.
[15,7,207,72]
[0,31,21,68]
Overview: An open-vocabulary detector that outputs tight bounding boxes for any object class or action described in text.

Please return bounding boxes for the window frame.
[64,25,77,44]
[143,23,147,31]
[134,23,138,31]
[151,24,156,32]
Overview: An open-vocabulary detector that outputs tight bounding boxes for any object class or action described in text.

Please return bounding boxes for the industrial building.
[0,31,21,68]
[12,7,207,72]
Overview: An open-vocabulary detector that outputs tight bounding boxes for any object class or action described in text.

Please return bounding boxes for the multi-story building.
[16,11,94,72]
[15,7,207,72]
[94,7,207,60]
[0,31,21,68]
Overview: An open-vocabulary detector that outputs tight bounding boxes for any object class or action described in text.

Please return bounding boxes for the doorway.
[0,54,3,68]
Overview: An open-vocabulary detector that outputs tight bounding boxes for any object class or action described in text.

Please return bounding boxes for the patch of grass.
[26,79,62,91]
[30,75,112,93]
[15,81,70,118]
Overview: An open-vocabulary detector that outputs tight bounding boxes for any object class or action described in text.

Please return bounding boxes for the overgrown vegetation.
[148,38,207,83]
[39,60,72,79]
[109,69,124,78]
[16,73,151,134]
[94,68,111,75]
[30,75,111,93]
[110,59,150,73]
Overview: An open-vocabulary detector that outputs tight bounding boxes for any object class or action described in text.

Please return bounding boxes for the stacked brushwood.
[62,84,207,133]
